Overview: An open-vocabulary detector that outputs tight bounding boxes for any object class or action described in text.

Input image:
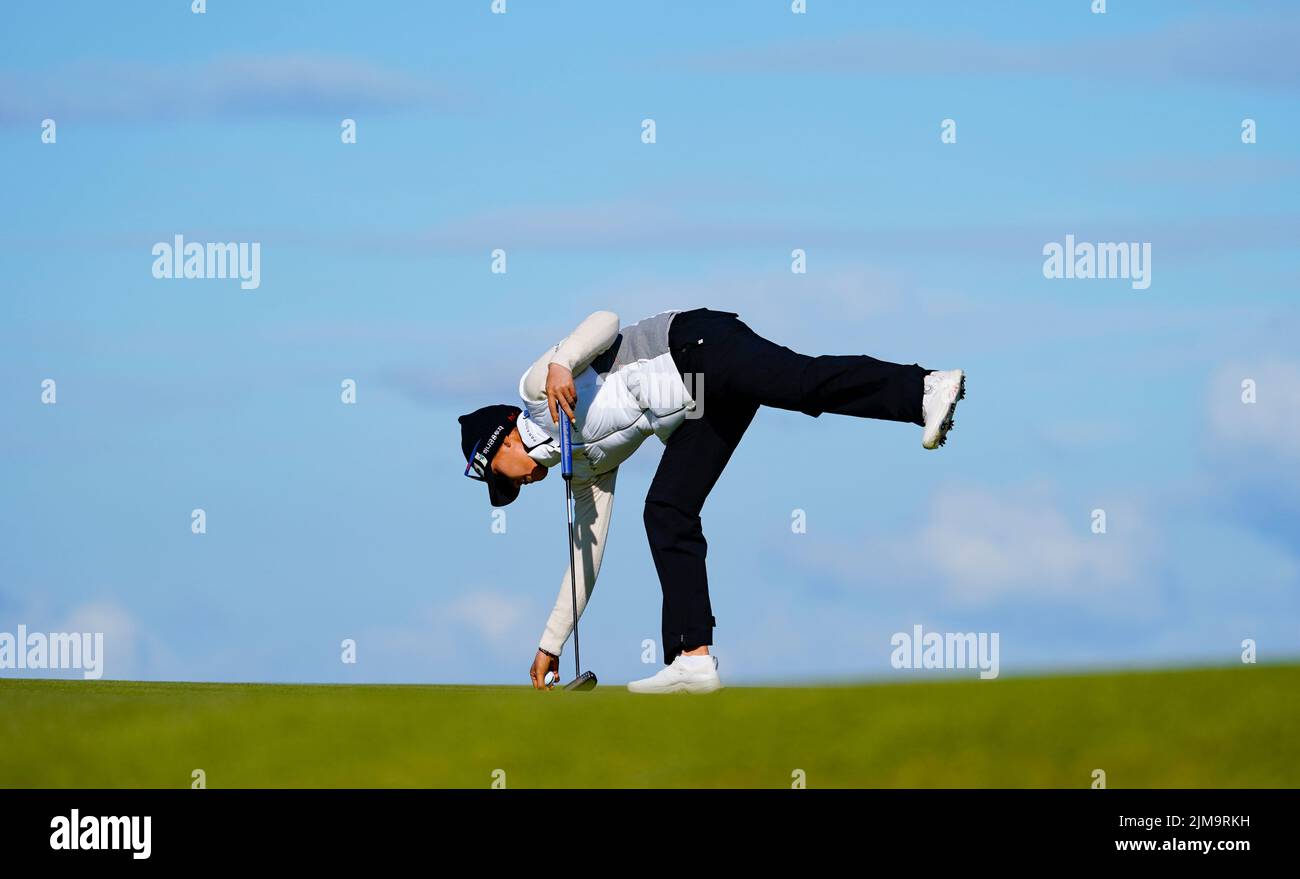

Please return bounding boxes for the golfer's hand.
[530,649,560,690]
[545,362,577,425]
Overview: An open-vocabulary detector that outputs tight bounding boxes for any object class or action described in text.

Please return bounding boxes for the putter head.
[564,671,598,691]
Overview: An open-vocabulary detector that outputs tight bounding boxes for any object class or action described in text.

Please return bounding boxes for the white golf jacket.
[518,310,695,657]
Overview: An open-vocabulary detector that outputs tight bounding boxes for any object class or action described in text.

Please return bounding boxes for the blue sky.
[1,1,1297,685]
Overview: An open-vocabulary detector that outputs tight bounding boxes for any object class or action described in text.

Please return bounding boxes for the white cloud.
[61,601,138,680]
[1207,359,1300,459]
[789,482,1158,614]
[915,485,1151,608]
[600,264,910,351]
[0,54,452,125]
[1197,358,1300,558]
[689,16,1300,89]
[358,589,535,675]
[443,592,529,648]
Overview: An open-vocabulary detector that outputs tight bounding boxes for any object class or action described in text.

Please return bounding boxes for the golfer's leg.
[644,393,759,666]
[712,316,928,425]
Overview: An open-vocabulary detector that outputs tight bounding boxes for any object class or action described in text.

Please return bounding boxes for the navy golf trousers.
[647,308,929,665]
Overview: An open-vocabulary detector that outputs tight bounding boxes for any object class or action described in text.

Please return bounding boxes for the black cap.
[458,404,524,507]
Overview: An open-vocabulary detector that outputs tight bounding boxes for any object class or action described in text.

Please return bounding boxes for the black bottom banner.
[0,789,1287,864]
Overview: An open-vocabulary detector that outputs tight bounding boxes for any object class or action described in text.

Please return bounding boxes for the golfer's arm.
[538,467,617,656]
[521,311,620,401]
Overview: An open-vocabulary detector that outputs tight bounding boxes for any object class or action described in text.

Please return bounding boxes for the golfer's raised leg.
[704,314,965,449]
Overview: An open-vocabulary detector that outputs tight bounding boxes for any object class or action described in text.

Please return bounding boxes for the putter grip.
[559,409,573,479]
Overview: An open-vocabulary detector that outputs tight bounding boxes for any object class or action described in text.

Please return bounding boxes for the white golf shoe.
[627,654,722,694]
[921,369,965,449]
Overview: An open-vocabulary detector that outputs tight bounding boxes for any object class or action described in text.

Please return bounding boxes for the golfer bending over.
[458,308,965,693]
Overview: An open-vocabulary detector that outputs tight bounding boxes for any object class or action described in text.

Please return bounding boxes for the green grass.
[2,665,1297,788]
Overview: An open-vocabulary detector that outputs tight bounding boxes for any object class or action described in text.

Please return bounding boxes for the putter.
[559,412,597,691]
